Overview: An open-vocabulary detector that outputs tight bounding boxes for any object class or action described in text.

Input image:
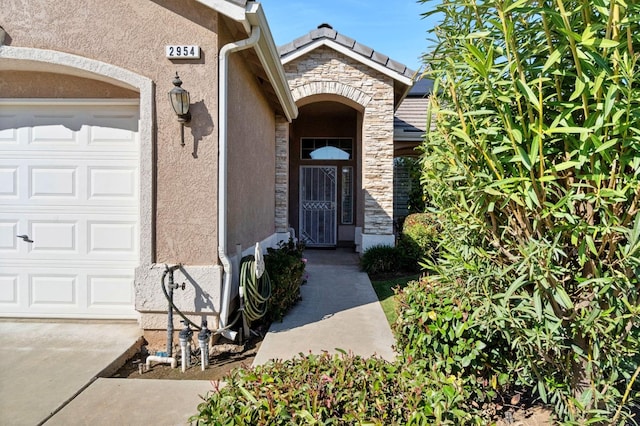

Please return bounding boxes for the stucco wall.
[1,0,227,327]
[226,51,277,251]
[0,71,138,98]
[283,46,396,240]
[2,0,220,265]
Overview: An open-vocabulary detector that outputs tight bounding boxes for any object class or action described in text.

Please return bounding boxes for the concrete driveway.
[0,321,142,425]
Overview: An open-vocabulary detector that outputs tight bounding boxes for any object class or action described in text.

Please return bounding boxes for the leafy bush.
[190,352,489,425]
[398,212,439,270]
[395,157,427,215]
[421,0,640,422]
[360,244,402,275]
[264,239,306,322]
[394,276,513,407]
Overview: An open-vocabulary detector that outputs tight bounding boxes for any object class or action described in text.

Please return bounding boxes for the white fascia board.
[246,2,298,121]
[196,0,250,32]
[281,39,414,87]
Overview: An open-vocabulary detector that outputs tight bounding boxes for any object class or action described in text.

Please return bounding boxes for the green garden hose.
[239,255,271,324]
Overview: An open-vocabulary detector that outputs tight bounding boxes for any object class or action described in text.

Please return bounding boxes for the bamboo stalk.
[555,0,590,119]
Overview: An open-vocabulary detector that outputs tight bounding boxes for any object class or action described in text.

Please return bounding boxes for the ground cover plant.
[190,351,492,425]
[420,0,640,422]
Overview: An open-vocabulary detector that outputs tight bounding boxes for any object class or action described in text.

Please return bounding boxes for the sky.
[259,0,440,73]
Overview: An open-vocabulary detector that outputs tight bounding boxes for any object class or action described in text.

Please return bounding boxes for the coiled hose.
[239,254,271,324]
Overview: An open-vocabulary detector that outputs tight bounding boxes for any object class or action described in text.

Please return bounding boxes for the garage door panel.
[0,265,136,317]
[0,275,18,304]
[11,215,138,261]
[0,221,18,251]
[30,166,78,198]
[31,274,78,306]
[31,115,82,145]
[88,167,137,200]
[0,114,19,143]
[88,275,134,307]
[89,113,138,146]
[88,221,137,254]
[0,101,139,318]
[0,167,18,196]
[30,221,78,253]
[0,160,138,207]
[2,105,138,152]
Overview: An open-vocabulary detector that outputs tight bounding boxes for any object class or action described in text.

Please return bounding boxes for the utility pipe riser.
[180,342,187,373]
[199,339,209,371]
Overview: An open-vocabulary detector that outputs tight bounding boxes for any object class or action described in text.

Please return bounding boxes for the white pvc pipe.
[179,339,192,373]
[218,26,261,335]
[146,355,177,370]
[199,340,209,371]
[180,344,187,373]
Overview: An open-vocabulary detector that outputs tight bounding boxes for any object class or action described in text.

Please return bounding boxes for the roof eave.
[196,0,250,32]
[195,0,298,122]
[245,2,298,122]
[393,131,425,141]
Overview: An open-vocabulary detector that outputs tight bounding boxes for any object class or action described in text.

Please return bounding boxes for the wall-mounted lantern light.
[168,72,191,146]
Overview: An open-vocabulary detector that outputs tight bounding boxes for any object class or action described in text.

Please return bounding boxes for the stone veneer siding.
[275,116,290,233]
[283,46,395,237]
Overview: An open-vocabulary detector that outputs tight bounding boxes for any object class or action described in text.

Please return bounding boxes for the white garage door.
[0,100,140,318]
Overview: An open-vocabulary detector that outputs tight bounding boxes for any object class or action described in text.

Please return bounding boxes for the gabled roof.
[279,24,416,106]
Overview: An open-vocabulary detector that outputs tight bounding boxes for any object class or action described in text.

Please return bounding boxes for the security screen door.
[300,166,337,247]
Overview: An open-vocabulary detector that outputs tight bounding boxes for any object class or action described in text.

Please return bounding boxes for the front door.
[299,166,337,247]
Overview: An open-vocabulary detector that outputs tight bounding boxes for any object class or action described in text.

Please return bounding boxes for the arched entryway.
[289,99,363,248]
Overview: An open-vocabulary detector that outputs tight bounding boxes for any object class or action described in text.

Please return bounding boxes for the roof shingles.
[279,23,415,79]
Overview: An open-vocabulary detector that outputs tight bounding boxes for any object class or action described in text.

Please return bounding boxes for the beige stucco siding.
[3,0,220,265]
[0,71,138,98]
[226,52,277,250]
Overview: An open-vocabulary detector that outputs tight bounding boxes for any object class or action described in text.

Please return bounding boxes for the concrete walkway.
[0,248,394,425]
[252,248,396,365]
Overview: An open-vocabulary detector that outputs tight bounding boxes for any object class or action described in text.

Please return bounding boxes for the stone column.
[274,116,290,240]
[361,87,395,251]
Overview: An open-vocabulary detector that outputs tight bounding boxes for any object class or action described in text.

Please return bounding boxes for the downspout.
[218,26,261,333]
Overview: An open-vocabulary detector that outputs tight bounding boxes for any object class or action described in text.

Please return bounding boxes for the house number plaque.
[166,45,201,59]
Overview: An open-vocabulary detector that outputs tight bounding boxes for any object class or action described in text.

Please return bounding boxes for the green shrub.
[394,276,513,406]
[264,239,306,322]
[360,244,401,275]
[398,212,439,271]
[190,352,488,425]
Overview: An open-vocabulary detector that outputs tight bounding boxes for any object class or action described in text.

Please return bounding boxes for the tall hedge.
[420,0,640,422]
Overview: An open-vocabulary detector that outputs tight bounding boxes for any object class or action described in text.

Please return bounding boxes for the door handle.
[16,235,34,243]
